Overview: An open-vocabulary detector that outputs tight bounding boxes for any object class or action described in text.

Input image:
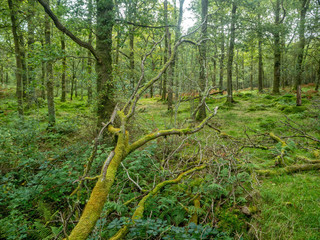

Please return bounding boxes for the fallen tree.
[30,15,219,240]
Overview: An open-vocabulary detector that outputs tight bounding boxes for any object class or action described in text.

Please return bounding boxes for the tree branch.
[109,165,207,240]
[115,19,177,29]
[36,0,100,62]
[128,107,218,154]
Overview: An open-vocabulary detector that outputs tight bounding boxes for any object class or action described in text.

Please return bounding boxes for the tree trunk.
[87,0,93,104]
[27,1,36,103]
[8,0,24,117]
[96,0,115,127]
[315,61,320,91]
[129,27,135,94]
[295,0,310,106]
[19,35,28,100]
[250,51,253,91]
[236,51,239,91]
[213,58,217,87]
[164,0,173,111]
[61,34,66,102]
[162,32,167,101]
[71,60,75,101]
[258,13,263,92]
[45,0,56,126]
[197,0,208,120]
[272,0,281,94]
[226,2,237,104]
[219,17,225,91]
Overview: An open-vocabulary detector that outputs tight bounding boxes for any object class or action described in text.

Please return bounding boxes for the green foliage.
[0,116,90,239]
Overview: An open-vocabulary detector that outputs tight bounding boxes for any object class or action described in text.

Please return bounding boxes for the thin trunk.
[236,51,239,91]
[164,0,173,111]
[226,2,237,103]
[27,1,36,102]
[213,58,217,87]
[71,60,75,101]
[296,0,310,106]
[6,72,9,85]
[219,17,225,91]
[315,61,320,91]
[8,0,24,117]
[162,18,168,101]
[273,0,281,94]
[150,58,155,98]
[61,34,66,102]
[20,35,28,100]
[129,28,135,93]
[197,0,208,120]
[87,0,93,104]
[45,0,55,126]
[250,51,253,91]
[258,13,263,92]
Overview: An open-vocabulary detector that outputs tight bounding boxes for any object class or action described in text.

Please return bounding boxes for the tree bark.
[226,2,237,103]
[258,13,263,92]
[219,17,225,91]
[8,0,24,117]
[60,34,66,102]
[197,0,208,120]
[296,0,310,106]
[250,50,253,91]
[87,0,93,104]
[96,0,115,127]
[45,0,55,126]
[27,1,36,103]
[272,0,281,94]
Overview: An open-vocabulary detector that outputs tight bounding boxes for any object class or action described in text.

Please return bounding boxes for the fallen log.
[256,163,320,176]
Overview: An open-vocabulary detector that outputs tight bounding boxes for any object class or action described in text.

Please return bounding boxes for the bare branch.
[121,162,144,192]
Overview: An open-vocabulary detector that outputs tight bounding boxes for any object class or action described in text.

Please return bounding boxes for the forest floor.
[1,85,320,240]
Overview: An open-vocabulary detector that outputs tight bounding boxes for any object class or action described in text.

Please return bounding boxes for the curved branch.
[109,165,207,240]
[128,107,218,154]
[36,0,100,62]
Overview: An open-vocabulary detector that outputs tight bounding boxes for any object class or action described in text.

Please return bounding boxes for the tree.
[37,0,115,128]
[272,0,285,94]
[226,1,237,103]
[44,0,56,126]
[295,0,310,106]
[66,30,217,240]
[197,0,208,120]
[8,0,23,117]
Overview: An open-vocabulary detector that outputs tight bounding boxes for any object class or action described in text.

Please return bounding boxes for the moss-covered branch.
[128,107,218,154]
[256,163,320,176]
[65,132,129,240]
[109,165,207,240]
[269,132,287,165]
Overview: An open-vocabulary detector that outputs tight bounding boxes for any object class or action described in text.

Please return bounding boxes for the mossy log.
[256,163,320,176]
[296,155,320,164]
[109,165,206,240]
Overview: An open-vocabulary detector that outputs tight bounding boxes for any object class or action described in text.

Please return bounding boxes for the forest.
[0,0,320,239]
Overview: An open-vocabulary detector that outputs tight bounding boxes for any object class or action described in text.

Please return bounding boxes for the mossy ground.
[135,87,320,239]
[1,85,319,239]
